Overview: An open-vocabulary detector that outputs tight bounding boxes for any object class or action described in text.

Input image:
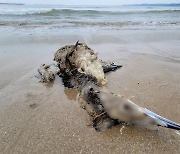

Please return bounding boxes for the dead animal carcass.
[38,41,180,131]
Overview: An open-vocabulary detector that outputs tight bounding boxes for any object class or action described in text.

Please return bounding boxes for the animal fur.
[39,41,180,131]
[38,64,60,82]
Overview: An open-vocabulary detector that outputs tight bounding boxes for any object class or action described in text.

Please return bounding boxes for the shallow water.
[0,4,180,31]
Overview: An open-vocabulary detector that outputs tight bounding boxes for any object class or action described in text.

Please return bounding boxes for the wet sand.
[0,30,180,153]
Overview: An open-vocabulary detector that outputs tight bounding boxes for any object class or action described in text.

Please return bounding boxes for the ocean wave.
[1,8,180,16]
[0,20,179,27]
[67,21,180,27]
[32,9,102,16]
[34,9,180,16]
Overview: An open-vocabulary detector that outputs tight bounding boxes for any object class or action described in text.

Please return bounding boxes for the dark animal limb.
[102,62,122,73]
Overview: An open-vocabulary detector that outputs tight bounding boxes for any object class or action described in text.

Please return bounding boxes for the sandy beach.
[0,28,180,153]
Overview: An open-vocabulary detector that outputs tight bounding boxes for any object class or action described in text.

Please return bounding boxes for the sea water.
[0,3,180,33]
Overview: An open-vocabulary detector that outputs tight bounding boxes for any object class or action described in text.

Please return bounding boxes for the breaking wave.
[0,5,180,30]
[1,8,180,16]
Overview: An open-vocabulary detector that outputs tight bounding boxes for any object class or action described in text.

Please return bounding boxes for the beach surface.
[0,4,180,154]
[0,29,180,154]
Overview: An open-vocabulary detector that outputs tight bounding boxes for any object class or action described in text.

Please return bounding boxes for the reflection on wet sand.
[64,88,78,101]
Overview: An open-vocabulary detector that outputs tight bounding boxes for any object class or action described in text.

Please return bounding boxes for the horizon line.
[0,2,180,6]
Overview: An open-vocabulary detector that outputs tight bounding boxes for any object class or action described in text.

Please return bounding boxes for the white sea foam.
[0,4,180,30]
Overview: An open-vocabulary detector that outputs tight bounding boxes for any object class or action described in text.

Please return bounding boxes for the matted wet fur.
[54,41,122,131]
[38,41,180,131]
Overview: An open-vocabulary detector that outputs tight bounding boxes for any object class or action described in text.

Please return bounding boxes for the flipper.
[102,62,122,73]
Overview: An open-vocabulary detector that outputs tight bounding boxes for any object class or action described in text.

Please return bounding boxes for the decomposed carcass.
[38,41,180,131]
